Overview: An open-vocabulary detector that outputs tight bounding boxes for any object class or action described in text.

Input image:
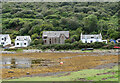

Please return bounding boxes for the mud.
[1,52,119,79]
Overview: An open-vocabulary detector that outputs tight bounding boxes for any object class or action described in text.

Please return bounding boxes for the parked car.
[114,46,120,49]
[81,48,94,51]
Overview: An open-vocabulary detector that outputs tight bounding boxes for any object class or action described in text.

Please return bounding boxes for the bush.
[92,42,106,48]
[45,15,61,19]
[31,40,112,50]
[0,45,3,48]
[65,39,72,43]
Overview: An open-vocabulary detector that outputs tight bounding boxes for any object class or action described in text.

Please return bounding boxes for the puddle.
[62,55,99,59]
[1,57,54,69]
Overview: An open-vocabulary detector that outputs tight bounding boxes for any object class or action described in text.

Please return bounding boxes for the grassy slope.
[7,66,119,81]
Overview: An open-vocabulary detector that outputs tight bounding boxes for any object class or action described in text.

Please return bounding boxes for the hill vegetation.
[2,2,120,48]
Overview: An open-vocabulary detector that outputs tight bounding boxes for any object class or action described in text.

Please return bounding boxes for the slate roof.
[0,34,10,40]
[42,31,69,38]
[81,33,102,39]
[15,36,31,41]
[0,34,10,37]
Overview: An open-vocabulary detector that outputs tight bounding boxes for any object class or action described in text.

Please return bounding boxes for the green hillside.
[2,2,120,48]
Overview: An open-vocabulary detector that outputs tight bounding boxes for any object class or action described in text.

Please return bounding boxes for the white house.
[42,31,69,45]
[80,33,107,43]
[15,36,31,47]
[0,34,11,47]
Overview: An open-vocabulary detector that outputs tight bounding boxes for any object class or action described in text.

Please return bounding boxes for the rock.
[11,77,15,79]
[8,71,14,73]
[26,72,30,75]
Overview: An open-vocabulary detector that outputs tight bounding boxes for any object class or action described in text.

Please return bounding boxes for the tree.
[83,14,98,33]
[65,39,72,43]
[76,27,83,40]
[31,33,39,40]
[19,22,31,35]
[40,23,54,31]
[109,31,119,40]
[67,18,79,30]
[60,17,79,30]
[51,20,60,27]
[30,25,41,35]
[71,35,79,41]
[107,28,119,39]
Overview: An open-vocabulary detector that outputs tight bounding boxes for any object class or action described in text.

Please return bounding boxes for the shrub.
[65,39,72,43]
[93,42,105,48]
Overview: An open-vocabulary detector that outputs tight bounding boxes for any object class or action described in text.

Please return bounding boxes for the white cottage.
[80,33,107,43]
[15,36,31,47]
[42,31,69,45]
[0,34,11,47]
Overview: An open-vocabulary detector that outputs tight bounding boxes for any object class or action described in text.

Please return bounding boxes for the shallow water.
[1,57,52,69]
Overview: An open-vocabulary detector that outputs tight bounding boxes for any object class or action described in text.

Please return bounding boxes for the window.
[4,37,6,41]
[24,43,26,45]
[17,43,19,45]
[85,41,87,43]
[49,38,52,44]
[1,42,4,44]
[91,41,93,43]
[62,35,64,39]
[2,38,4,40]
[44,40,47,43]
[55,38,56,43]
[91,37,94,38]
[44,37,47,39]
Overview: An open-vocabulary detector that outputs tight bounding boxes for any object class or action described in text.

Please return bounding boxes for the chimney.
[81,33,82,40]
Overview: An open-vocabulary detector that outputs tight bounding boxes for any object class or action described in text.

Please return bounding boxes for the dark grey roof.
[15,36,31,41]
[81,34,102,39]
[42,31,69,38]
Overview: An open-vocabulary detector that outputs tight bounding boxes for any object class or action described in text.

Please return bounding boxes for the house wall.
[44,37,60,45]
[15,41,29,47]
[43,36,67,45]
[81,39,102,43]
[60,34,66,44]
[0,35,11,46]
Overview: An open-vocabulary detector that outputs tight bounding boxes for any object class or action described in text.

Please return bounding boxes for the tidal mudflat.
[1,52,118,80]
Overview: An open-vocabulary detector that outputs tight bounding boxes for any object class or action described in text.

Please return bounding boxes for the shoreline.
[1,49,119,55]
[3,53,118,78]
[4,62,118,80]
[1,50,119,80]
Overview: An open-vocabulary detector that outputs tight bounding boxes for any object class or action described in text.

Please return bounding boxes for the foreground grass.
[6,66,119,81]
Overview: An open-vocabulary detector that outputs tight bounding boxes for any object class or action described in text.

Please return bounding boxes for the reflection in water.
[1,57,52,69]
[1,57,32,69]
